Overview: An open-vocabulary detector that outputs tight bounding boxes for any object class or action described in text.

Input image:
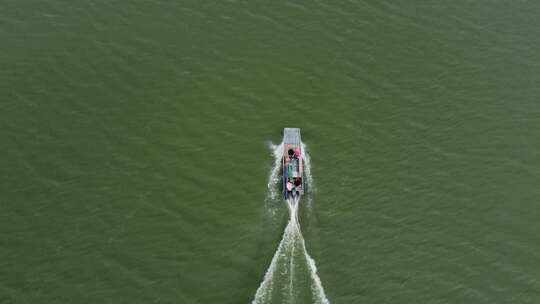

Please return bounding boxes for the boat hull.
[282,128,304,199]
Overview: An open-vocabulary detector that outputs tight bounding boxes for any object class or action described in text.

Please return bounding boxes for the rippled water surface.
[2,1,540,303]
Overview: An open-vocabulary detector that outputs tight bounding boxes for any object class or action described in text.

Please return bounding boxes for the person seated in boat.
[287,163,294,179]
[288,148,294,157]
[286,181,294,192]
[286,178,294,197]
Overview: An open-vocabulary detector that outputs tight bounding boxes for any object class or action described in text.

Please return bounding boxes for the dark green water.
[2,1,540,303]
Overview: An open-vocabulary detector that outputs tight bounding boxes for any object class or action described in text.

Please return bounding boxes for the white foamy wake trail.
[267,142,284,201]
[301,142,315,210]
[301,142,314,193]
[252,198,329,304]
[252,142,329,304]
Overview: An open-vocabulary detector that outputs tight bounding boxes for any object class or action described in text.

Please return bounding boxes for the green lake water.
[2,1,540,303]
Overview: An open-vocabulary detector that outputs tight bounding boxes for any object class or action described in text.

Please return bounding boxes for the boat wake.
[266,141,284,201]
[252,142,329,304]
